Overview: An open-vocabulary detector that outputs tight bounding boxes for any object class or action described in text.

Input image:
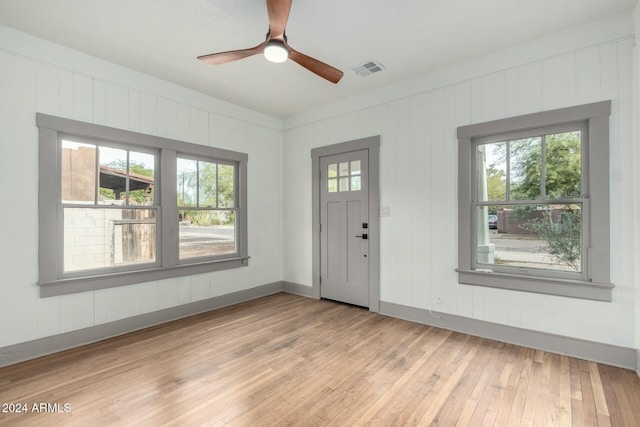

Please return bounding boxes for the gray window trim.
[37,113,249,298]
[456,101,613,302]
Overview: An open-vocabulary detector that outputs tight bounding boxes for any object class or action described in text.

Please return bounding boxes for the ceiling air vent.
[351,60,385,77]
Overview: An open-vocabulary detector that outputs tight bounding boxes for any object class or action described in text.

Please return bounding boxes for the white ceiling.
[0,0,636,118]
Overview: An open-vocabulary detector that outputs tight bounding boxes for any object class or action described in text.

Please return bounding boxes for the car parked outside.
[488,214,498,229]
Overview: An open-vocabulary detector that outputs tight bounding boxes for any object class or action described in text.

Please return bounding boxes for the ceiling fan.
[197,0,343,84]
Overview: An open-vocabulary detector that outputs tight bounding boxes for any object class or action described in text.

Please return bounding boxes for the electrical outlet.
[434,292,444,305]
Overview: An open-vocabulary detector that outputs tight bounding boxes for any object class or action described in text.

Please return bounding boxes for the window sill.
[456,269,613,302]
[38,257,250,297]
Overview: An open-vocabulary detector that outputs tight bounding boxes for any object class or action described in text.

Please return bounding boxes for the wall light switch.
[380,206,390,217]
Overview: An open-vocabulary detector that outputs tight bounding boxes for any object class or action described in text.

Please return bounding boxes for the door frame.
[311,136,381,312]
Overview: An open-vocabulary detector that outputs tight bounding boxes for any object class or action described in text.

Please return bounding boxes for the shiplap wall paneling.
[282,37,636,348]
[517,62,543,115]
[0,38,284,348]
[1,52,39,346]
[613,39,636,314]
[393,98,414,305]
[410,92,432,308]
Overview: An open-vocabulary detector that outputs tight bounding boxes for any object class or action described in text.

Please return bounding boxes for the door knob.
[355,234,368,239]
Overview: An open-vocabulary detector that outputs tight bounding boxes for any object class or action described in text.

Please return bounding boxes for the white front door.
[319,149,369,307]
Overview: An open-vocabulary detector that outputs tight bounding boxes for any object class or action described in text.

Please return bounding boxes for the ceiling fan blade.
[266,0,292,39]
[288,46,344,84]
[198,42,266,65]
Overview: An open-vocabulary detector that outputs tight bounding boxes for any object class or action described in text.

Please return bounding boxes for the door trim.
[311,136,381,312]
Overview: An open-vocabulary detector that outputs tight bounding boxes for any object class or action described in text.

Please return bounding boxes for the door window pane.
[351,176,361,191]
[328,179,338,193]
[351,160,361,176]
[339,177,349,192]
[328,163,338,178]
[339,162,349,177]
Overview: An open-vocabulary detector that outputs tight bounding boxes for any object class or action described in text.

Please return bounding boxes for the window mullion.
[505,141,511,201]
[540,135,546,201]
[94,143,100,206]
[125,150,130,205]
[196,161,200,208]
[216,162,220,208]
[161,148,178,268]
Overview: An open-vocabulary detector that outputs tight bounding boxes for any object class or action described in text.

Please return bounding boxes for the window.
[457,101,613,301]
[327,160,362,192]
[37,114,248,297]
[61,139,158,274]
[176,157,237,260]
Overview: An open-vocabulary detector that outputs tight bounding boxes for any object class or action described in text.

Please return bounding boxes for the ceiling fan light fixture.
[198,0,342,82]
[264,40,289,63]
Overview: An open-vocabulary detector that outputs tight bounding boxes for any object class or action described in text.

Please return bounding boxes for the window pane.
[351,176,361,191]
[128,151,155,206]
[477,142,506,202]
[198,161,217,207]
[328,163,338,178]
[179,210,236,259]
[509,137,542,200]
[328,178,338,193]
[99,146,127,204]
[351,160,361,176]
[339,162,349,177]
[217,164,235,208]
[177,158,197,207]
[61,140,96,204]
[545,131,581,199]
[339,177,349,192]
[476,204,581,273]
[63,208,156,272]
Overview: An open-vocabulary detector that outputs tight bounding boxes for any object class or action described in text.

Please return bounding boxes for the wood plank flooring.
[1,293,639,426]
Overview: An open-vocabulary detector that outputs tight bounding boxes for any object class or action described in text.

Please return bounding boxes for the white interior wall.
[0,12,638,356]
[283,14,638,348]
[634,4,640,368]
[0,26,284,348]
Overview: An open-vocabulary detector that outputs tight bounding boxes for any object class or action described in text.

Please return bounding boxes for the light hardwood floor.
[1,293,639,426]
